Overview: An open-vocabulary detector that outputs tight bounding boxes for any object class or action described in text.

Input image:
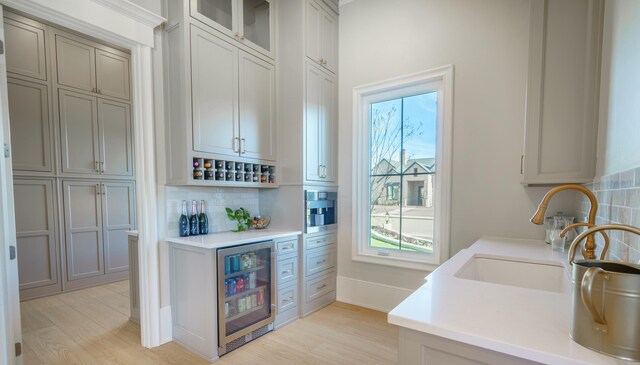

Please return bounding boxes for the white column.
[131,44,161,348]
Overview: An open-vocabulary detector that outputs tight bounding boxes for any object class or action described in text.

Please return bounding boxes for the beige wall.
[337,0,577,293]
[595,0,640,177]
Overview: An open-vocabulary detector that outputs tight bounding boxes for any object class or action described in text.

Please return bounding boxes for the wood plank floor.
[21,281,398,364]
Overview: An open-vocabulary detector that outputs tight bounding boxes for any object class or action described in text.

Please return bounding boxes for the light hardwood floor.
[21,281,398,364]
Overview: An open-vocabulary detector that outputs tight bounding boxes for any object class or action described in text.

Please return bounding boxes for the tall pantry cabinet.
[4,10,136,300]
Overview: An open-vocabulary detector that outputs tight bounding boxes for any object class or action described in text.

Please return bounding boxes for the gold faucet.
[561,222,609,260]
[530,184,598,259]
[568,224,640,264]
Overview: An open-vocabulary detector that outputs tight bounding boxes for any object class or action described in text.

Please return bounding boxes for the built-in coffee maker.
[305,190,337,233]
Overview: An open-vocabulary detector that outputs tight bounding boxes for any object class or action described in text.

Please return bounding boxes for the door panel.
[102,182,135,273]
[305,63,322,181]
[305,0,321,64]
[59,89,99,175]
[4,15,47,80]
[95,49,130,100]
[55,35,96,92]
[63,181,103,281]
[238,51,275,161]
[98,99,133,176]
[320,10,337,73]
[13,179,58,291]
[320,71,335,182]
[190,25,239,157]
[7,78,53,172]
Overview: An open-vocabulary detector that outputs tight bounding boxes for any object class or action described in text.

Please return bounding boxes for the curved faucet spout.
[530,184,598,259]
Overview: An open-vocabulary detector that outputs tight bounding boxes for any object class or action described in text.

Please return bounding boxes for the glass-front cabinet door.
[217,241,275,349]
[191,0,275,59]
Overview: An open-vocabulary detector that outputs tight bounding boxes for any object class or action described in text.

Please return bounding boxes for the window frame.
[351,65,454,271]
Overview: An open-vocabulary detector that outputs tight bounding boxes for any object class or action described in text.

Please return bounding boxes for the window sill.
[352,252,440,272]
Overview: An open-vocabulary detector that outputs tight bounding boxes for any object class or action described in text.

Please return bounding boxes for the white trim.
[336,276,414,313]
[92,0,165,28]
[351,65,454,271]
[0,0,165,48]
[338,0,356,7]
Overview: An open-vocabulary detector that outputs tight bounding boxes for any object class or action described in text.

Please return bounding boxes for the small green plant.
[225,207,252,232]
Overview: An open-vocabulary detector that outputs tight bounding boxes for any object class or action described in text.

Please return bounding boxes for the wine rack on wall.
[192,157,277,187]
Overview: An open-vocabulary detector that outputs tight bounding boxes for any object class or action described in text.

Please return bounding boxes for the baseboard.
[336,276,414,313]
[160,305,172,344]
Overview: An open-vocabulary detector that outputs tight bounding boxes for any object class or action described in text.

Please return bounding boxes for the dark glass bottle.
[189,200,199,235]
[198,200,209,234]
[179,200,190,237]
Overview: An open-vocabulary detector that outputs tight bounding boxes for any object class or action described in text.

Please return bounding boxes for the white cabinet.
[522,0,603,185]
[190,25,275,161]
[305,62,336,183]
[306,0,337,73]
[54,32,131,100]
[59,89,133,177]
[301,231,336,316]
[274,236,300,328]
[190,0,275,59]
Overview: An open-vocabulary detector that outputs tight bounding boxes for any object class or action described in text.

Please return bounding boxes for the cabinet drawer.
[305,246,335,277]
[277,283,298,313]
[276,238,298,258]
[277,257,298,285]
[305,270,335,303]
[306,232,336,250]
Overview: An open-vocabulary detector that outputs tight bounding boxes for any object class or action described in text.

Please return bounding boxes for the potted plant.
[225,207,252,232]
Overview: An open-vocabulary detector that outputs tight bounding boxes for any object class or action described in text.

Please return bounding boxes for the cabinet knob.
[240,34,245,40]
[234,32,240,38]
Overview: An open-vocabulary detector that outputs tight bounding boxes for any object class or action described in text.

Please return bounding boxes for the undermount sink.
[455,254,567,293]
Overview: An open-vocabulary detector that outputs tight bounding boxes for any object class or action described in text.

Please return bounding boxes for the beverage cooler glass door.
[217,240,276,346]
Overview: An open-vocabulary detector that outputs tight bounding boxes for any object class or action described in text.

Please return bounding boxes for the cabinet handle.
[282,298,291,303]
[102,184,106,195]
[95,161,100,172]
[240,34,245,40]
[241,138,246,154]
[92,87,97,93]
[317,284,327,290]
[282,270,291,275]
[319,58,324,64]
[99,161,105,173]
[316,259,327,265]
[96,184,100,195]
[234,32,240,38]
[233,137,240,153]
[97,89,101,94]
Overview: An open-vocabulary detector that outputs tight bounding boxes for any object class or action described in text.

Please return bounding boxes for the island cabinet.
[522,0,604,185]
[168,232,300,362]
[277,0,338,186]
[399,329,541,365]
[165,1,277,188]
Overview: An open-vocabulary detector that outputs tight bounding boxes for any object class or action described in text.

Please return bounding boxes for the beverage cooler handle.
[270,250,277,315]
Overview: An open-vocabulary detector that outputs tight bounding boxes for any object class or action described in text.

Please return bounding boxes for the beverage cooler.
[217,241,275,355]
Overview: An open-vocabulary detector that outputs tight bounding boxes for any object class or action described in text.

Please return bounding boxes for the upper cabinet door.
[59,89,100,175]
[8,78,53,173]
[305,63,323,182]
[98,99,133,177]
[239,0,275,58]
[522,0,603,185]
[320,71,336,182]
[95,49,131,100]
[306,0,337,74]
[319,10,337,73]
[190,25,240,157]
[191,0,274,59]
[55,35,96,93]
[305,0,322,65]
[4,14,47,81]
[238,51,275,161]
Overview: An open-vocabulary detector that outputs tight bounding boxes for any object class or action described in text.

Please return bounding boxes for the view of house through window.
[369,92,437,253]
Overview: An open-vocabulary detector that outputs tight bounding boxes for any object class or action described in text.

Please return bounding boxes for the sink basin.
[455,254,567,293]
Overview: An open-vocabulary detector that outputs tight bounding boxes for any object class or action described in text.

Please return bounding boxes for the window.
[352,66,453,270]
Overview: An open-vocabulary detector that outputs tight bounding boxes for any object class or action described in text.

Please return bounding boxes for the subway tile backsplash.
[166,186,260,235]
[576,166,640,264]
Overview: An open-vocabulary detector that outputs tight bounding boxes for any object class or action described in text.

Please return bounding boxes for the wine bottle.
[198,200,209,234]
[189,200,199,235]
[179,200,190,237]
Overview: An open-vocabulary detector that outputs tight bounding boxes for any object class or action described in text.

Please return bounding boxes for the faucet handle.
[568,224,640,265]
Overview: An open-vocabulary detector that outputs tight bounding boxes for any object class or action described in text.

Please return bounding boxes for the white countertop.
[165,229,302,249]
[388,237,636,365]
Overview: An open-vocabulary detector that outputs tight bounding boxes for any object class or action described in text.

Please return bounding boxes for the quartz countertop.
[388,237,636,365]
[165,229,302,249]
